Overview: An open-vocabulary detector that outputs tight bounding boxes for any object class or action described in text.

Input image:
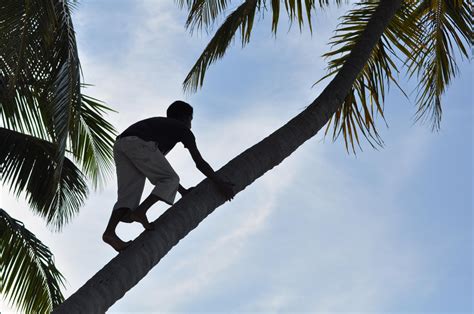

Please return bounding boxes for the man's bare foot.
[130,210,154,230]
[102,232,131,252]
[119,209,133,223]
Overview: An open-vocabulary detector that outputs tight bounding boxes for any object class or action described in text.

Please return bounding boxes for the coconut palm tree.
[0,0,116,312]
[180,0,471,151]
[53,0,470,312]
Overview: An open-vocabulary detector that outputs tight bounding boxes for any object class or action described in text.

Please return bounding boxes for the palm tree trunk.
[53,0,402,312]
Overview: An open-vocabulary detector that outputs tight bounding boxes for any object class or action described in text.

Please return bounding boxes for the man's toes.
[120,211,133,223]
[103,234,130,252]
[117,241,132,252]
[140,219,154,231]
[130,212,153,230]
[144,222,154,231]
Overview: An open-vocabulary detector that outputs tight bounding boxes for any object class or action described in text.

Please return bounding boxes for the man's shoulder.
[162,117,194,133]
[130,116,162,125]
[139,116,174,127]
[152,116,180,125]
[146,116,165,123]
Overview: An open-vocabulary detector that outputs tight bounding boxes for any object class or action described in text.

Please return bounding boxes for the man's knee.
[114,207,130,213]
[170,172,180,187]
[152,172,179,187]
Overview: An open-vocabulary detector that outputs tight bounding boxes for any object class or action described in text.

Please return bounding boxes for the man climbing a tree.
[102,100,235,251]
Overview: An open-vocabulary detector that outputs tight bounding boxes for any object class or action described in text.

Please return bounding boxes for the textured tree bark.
[53,0,402,312]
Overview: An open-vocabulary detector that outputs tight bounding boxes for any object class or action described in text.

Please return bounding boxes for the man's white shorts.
[112,136,179,211]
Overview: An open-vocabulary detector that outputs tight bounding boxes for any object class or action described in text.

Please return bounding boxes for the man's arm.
[187,141,235,200]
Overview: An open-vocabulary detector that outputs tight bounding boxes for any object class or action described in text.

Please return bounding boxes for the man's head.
[167,100,193,129]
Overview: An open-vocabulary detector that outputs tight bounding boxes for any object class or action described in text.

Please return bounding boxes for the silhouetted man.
[103,101,234,251]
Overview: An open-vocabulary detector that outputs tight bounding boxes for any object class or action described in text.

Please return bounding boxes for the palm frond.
[179,0,345,33]
[0,1,56,140]
[0,0,82,185]
[318,1,418,152]
[69,94,117,189]
[181,0,347,90]
[318,0,470,151]
[407,0,471,130]
[0,208,65,313]
[180,0,231,32]
[0,83,52,140]
[1,1,116,190]
[183,0,261,92]
[282,0,345,32]
[48,0,82,184]
[0,127,88,230]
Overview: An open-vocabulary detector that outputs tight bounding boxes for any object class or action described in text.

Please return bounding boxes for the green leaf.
[0,208,65,313]
[69,94,117,189]
[317,0,412,152]
[181,0,231,32]
[183,0,261,92]
[0,127,88,230]
[0,0,81,189]
[181,0,347,90]
[406,0,471,130]
[1,0,117,191]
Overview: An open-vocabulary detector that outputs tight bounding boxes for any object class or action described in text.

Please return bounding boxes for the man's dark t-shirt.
[118,117,195,155]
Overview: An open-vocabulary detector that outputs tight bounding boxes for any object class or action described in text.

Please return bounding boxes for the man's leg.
[103,137,146,251]
[126,140,180,229]
[120,209,134,223]
[103,208,132,251]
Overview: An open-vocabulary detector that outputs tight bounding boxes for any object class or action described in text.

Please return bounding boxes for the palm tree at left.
[0,1,116,312]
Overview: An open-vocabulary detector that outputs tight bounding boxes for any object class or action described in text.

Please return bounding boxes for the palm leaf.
[1,1,116,190]
[48,0,81,184]
[179,0,231,32]
[317,0,420,152]
[283,0,344,31]
[0,208,65,313]
[0,0,82,186]
[179,0,345,33]
[0,127,88,230]
[0,82,52,140]
[183,0,261,92]
[406,0,471,130]
[318,0,470,151]
[69,94,117,189]
[182,0,346,91]
[0,1,56,140]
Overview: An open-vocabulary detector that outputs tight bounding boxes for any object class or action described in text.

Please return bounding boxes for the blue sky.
[0,1,472,313]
